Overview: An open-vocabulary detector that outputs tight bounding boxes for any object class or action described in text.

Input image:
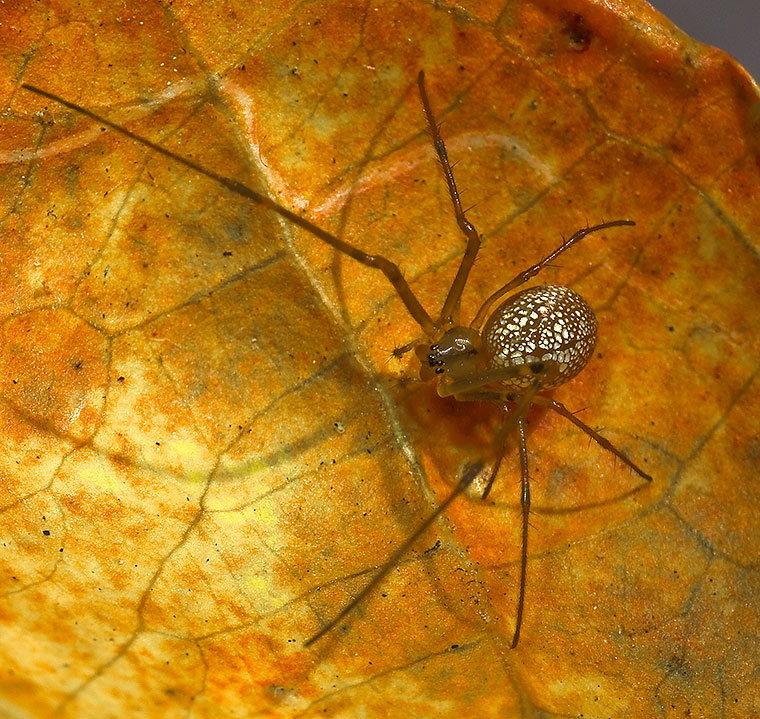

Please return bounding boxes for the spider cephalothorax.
[417,326,482,380]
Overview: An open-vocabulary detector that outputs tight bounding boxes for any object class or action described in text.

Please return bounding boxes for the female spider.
[22,71,651,649]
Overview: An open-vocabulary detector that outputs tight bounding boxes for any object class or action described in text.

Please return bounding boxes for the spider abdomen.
[482,285,597,389]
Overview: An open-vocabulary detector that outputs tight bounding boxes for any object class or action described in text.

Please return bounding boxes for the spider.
[22,71,652,649]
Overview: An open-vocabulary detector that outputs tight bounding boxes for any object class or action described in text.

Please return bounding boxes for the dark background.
[649,0,759,81]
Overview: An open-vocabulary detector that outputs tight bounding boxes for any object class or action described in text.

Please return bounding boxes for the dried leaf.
[1,0,759,717]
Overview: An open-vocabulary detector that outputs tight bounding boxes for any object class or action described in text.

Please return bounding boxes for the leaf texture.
[1,0,759,716]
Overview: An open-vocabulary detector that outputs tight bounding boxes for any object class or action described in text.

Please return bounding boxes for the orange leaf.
[2,0,759,716]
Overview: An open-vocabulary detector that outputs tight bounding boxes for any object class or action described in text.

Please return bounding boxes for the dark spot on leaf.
[562,12,592,51]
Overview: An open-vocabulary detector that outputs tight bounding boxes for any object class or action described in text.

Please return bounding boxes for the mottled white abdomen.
[482,285,597,389]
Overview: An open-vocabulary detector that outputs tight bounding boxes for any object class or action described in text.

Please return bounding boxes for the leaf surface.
[1,0,759,717]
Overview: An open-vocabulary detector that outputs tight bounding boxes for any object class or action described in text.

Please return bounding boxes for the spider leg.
[438,360,561,398]
[304,381,541,647]
[417,71,482,327]
[481,439,505,502]
[532,395,652,481]
[513,416,530,648]
[469,220,635,331]
[448,388,535,647]
[481,406,511,501]
[21,83,437,335]
[304,462,483,647]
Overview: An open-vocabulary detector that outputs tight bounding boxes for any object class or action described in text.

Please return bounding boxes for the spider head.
[416,326,483,382]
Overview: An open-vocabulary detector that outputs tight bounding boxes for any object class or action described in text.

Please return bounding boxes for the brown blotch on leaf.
[562,12,592,51]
